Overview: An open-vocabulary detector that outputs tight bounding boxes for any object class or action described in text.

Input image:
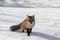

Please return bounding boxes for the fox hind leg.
[22,29,24,32]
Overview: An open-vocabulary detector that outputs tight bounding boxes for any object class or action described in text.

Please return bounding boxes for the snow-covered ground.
[0,7,60,40]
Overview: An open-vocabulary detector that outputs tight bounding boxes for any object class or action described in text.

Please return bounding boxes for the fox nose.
[30,21,33,24]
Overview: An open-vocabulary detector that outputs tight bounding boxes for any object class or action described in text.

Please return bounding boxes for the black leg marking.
[27,29,30,36]
[22,29,24,32]
[30,28,32,33]
[11,30,15,31]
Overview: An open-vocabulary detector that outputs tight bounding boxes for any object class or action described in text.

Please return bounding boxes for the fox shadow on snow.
[0,27,60,40]
[32,32,60,40]
[13,31,60,40]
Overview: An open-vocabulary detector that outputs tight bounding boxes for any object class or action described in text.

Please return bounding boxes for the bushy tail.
[10,23,22,31]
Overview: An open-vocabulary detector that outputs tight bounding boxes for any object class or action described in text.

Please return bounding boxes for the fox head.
[27,15,35,24]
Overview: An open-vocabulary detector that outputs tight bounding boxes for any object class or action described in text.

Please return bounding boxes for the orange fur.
[21,15,35,30]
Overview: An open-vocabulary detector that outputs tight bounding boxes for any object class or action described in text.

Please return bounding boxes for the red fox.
[10,15,35,36]
[21,15,35,36]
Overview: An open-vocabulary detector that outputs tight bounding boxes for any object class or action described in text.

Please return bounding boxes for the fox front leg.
[27,29,30,36]
[30,28,32,33]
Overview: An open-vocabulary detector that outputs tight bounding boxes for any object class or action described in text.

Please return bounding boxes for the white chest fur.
[27,21,35,28]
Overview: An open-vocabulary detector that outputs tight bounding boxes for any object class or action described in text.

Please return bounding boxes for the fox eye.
[28,20,33,22]
[28,20,30,21]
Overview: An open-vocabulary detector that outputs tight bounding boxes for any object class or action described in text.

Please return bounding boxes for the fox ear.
[27,15,29,17]
[33,15,35,17]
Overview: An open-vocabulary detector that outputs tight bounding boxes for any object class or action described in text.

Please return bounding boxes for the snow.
[0,7,60,40]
